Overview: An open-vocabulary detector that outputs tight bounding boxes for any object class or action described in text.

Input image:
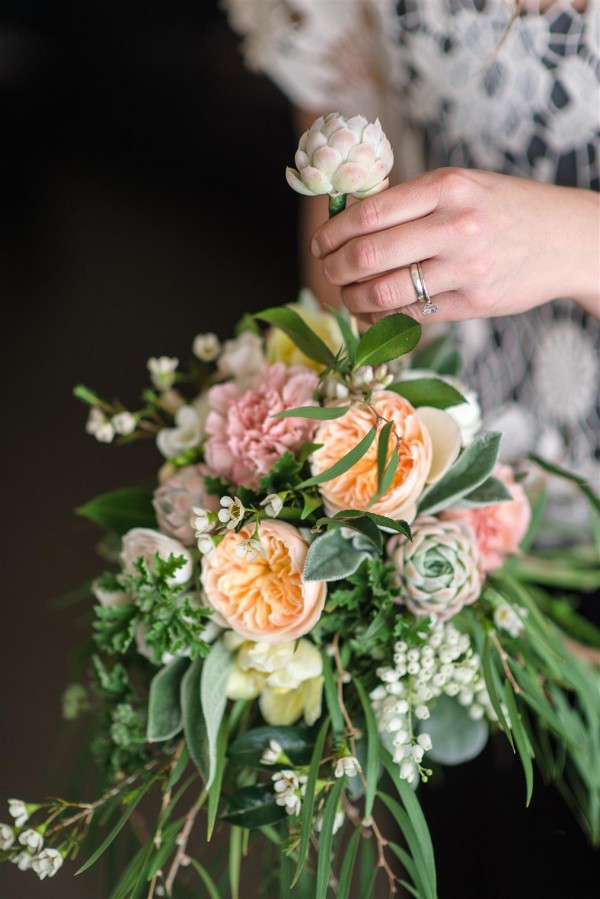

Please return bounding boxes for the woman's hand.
[310,167,600,322]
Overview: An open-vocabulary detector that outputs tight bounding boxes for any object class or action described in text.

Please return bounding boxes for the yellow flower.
[224,636,323,726]
[265,301,343,372]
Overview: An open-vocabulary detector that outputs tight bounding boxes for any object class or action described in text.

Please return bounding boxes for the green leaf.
[292,717,330,887]
[221,783,287,828]
[256,307,337,368]
[327,305,358,366]
[528,453,600,515]
[76,488,156,535]
[355,313,421,368]
[301,492,323,520]
[381,750,438,899]
[457,476,512,508]
[332,509,412,540]
[376,420,394,488]
[200,641,233,789]
[272,405,351,421]
[303,529,371,582]
[503,682,535,806]
[181,659,205,780]
[228,725,316,768]
[481,639,514,749]
[189,858,221,899]
[315,514,384,551]
[424,695,489,765]
[146,657,189,743]
[418,432,502,516]
[298,425,377,489]
[388,378,466,409]
[322,651,345,745]
[315,778,345,899]
[353,678,380,819]
[207,718,229,840]
[229,826,242,899]
[336,827,361,899]
[76,779,156,875]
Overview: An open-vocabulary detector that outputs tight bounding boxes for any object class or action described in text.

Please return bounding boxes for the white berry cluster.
[2,802,64,881]
[370,620,502,782]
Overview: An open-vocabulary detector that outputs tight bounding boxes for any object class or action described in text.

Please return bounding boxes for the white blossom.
[417,733,432,751]
[156,405,203,459]
[218,496,245,529]
[234,538,265,562]
[0,823,15,850]
[192,507,214,535]
[8,800,29,828]
[260,493,283,518]
[334,756,362,779]
[12,852,33,871]
[112,411,137,436]
[193,332,221,362]
[494,604,528,639]
[196,534,216,556]
[95,420,115,443]
[217,331,265,380]
[315,808,345,834]
[31,848,63,880]
[18,828,44,854]
[147,356,179,390]
[85,407,104,435]
[260,740,284,765]
[272,770,301,816]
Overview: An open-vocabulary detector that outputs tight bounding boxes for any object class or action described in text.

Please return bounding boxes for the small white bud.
[414,705,430,720]
[112,412,137,436]
[148,356,179,390]
[417,733,433,751]
[0,823,15,850]
[18,828,44,854]
[260,493,284,518]
[399,759,417,781]
[8,800,29,828]
[193,332,221,362]
[334,756,362,779]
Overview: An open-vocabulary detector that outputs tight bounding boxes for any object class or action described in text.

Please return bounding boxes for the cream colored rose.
[310,392,461,523]
[201,521,326,643]
[224,635,323,726]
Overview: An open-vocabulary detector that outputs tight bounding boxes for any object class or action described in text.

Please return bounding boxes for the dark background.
[0,3,597,897]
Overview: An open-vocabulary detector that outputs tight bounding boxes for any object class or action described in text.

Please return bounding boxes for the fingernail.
[310,238,320,257]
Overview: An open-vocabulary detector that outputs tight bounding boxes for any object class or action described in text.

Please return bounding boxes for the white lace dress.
[224,0,600,511]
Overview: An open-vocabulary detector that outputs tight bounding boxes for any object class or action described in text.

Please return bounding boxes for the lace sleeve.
[222,0,383,117]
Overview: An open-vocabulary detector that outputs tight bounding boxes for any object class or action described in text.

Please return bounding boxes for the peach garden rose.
[201,520,326,643]
[310,391,461,524]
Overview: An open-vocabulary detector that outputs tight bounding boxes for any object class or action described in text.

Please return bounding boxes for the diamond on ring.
[410,261,439,315]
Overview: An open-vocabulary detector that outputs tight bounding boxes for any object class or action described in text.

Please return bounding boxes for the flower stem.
[328,194,347,218]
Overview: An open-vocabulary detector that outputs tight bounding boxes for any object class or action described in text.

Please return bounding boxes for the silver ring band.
[409,261,439,316]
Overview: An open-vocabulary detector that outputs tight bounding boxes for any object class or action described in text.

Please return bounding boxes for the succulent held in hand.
[286,113,394,210]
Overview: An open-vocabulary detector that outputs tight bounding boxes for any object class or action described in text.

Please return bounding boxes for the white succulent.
[286,113,394,199]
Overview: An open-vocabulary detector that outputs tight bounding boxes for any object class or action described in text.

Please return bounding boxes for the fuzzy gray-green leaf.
[147,657,189,743]
[418,432,502,516]
[303,529,370,582]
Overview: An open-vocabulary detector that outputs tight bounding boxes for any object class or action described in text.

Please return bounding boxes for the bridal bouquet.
[2,115,599,899]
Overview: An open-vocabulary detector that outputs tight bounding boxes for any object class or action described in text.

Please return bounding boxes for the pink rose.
[201,520,326,643]
[204,363,319,488]
[153,464,220,546]
[442,465,531,572]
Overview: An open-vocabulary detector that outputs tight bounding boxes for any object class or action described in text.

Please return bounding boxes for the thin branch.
[164,790,207,897]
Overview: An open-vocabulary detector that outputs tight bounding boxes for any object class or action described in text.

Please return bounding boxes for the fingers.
[356,290,468,326]
[341,258,451,316]
[322,215,445,286]
[311,169,444,257]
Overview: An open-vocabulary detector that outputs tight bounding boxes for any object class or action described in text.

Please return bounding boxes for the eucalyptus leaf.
[76,488,156,535]
[418,432,502,516]
[255,307,337,368]
[303,529,371,582]
[298,425,377,489]
[355,313,421,368]
[388,378,466,409]
[423,695,489,765]
[221,783,287,829]
[146,657,189,743]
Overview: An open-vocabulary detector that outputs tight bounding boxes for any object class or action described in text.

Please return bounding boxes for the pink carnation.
[153,464,219,546]
[204,363,319,488]
[442,465,531,572]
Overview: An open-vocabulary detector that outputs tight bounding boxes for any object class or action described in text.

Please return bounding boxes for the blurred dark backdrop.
[0,3,597,897]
